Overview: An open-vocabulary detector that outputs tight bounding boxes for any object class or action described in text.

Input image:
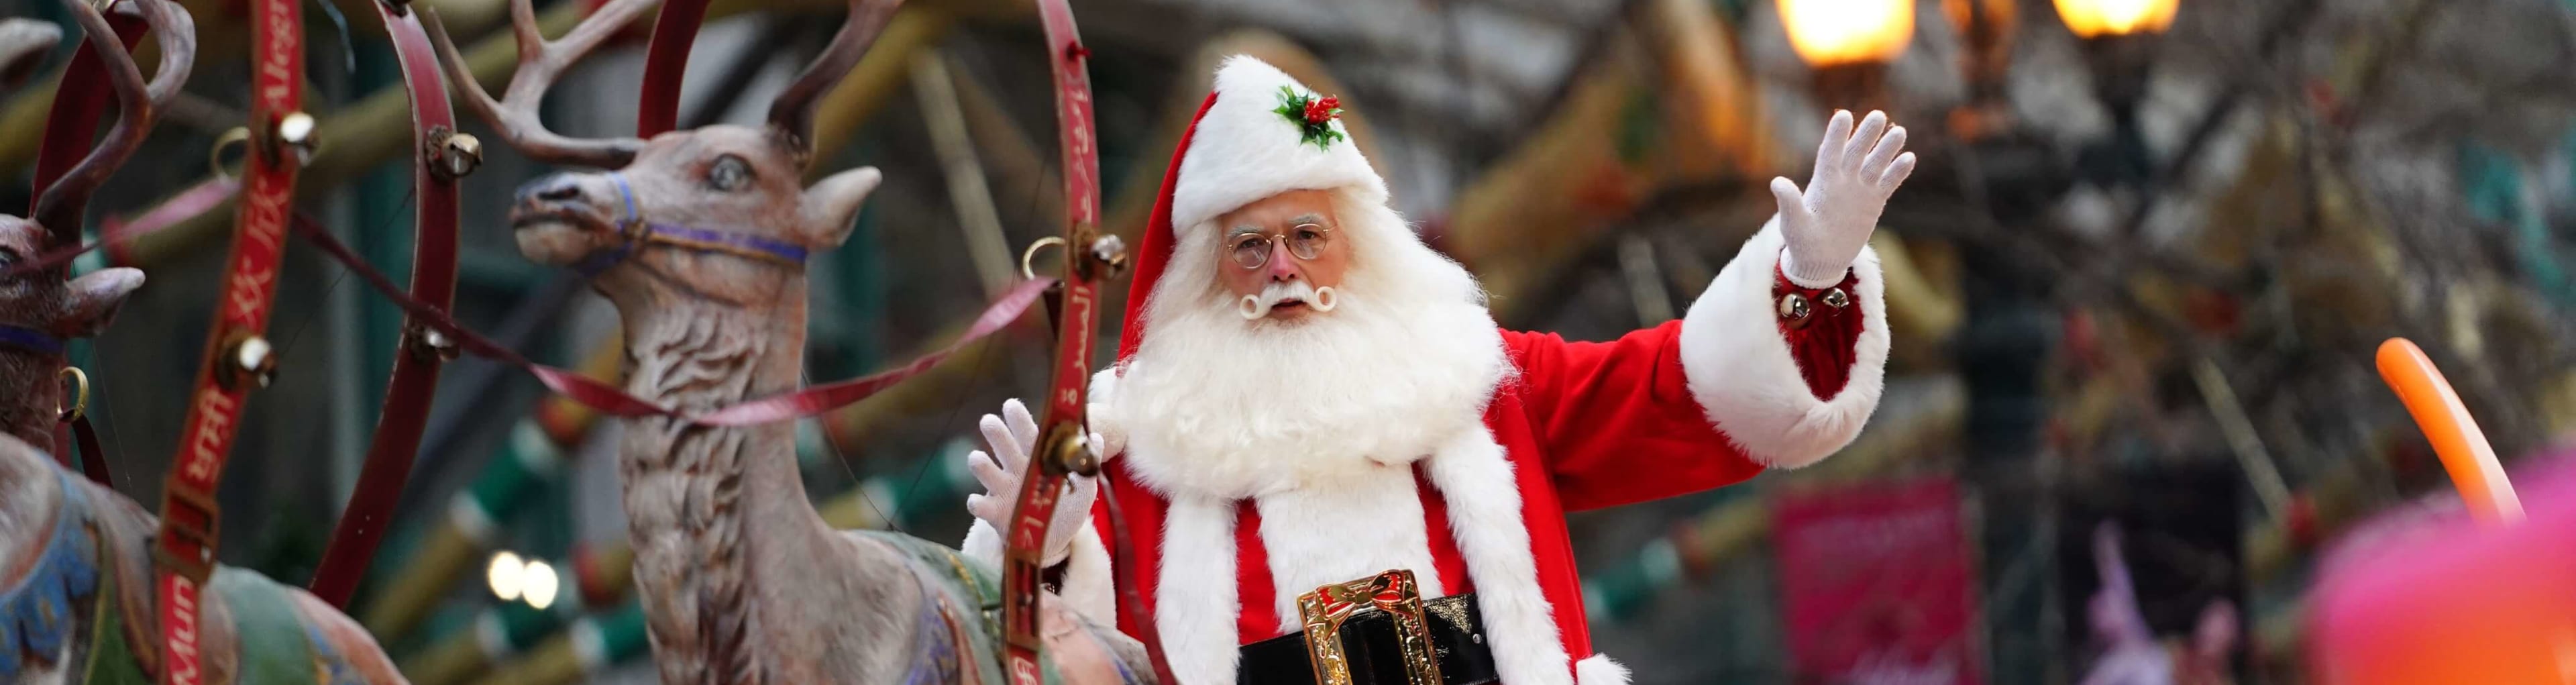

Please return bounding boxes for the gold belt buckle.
[1296,569,1445,685]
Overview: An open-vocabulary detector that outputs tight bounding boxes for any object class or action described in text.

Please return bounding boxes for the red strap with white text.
[1002,2,1175,683]
[154,0,303,677]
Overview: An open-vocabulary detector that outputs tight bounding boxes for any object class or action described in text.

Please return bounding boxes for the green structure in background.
[2461,140,2576,310]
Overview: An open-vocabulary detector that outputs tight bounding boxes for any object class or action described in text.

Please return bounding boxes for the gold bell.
[407,325,462,362]
[274,112,319,166]
[1044,424,1099,476]
[1820,287,1851,309]
[1089,234,1130,279]
[1778,292,1812,323]
[221,334,278,390]
[430,129,482,180]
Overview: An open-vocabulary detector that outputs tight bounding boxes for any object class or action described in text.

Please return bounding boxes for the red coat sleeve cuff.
[1773,263,1866,399]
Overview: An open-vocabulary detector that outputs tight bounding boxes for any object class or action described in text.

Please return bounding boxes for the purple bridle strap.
[0,325,63,356]
[577,172,812,276]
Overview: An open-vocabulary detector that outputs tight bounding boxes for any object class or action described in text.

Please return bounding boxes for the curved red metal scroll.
[635,0,712,137]
[307,0,472,608]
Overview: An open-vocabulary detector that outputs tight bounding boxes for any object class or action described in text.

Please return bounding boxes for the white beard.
[1111,196,1511,499]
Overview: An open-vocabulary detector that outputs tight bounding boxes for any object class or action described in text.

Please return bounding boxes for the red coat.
[1075,223,1888,685]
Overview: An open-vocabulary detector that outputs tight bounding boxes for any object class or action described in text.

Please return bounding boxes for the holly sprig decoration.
[1273,86,1346,150]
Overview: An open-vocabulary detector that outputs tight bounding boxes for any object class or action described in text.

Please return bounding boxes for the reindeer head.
[0,0,190,449]
[428,0,893,308]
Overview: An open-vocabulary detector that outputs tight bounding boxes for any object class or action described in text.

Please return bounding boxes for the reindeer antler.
[425,0,657,168]
[32,0,194,246]
[764,0,902,167]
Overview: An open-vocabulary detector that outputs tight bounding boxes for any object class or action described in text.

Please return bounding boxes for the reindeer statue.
[0,0,412,682]
[423,0,1153,681]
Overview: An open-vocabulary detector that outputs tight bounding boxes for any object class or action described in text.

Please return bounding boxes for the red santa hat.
[1116,55,1383,360]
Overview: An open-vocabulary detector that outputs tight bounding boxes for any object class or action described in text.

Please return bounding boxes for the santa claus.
[962,56,1913,684]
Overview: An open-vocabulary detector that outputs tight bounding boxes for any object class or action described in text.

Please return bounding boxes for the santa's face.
[1112,187,1510,498]
[1211,189,1350,324]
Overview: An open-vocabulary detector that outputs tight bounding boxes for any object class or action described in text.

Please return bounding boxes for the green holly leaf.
[1273,85,1345,150]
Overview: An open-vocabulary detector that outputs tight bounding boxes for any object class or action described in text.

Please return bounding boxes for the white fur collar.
[1143,426,1576,685]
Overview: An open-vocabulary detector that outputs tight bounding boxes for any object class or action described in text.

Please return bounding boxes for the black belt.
[1238,593,1500,685]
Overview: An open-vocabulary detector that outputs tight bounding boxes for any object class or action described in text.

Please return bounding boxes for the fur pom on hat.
[1166,56,1386,234]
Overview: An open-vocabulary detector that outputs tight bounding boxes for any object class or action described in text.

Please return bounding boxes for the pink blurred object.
[1772,478,1983,684]
[2306,459,2576,684]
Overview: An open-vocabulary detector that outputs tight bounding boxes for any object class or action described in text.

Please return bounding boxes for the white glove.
[963,398,1099,567]
[1773,109,1917,288]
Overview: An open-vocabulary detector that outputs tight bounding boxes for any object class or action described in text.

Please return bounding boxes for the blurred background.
[7,0,2576,682]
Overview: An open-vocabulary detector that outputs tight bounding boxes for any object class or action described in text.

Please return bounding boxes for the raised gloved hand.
[1772,109,1916,288]
[963,398,1099,567]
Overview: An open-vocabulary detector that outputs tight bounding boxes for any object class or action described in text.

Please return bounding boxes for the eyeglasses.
[1226,223,1334,270]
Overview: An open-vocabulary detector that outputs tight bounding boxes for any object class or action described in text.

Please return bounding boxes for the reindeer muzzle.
[550,172,813,276]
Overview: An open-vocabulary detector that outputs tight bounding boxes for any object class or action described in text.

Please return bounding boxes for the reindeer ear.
[56,267,144,339]
[802,166,881,248]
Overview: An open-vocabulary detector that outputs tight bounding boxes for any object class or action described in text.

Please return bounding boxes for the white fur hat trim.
[1168,55,1387,233]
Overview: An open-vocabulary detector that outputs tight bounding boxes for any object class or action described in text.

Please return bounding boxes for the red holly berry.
[1303,100,1334,124]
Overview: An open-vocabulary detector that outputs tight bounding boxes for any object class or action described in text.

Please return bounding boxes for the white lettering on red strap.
[179,388,238,483]
[162,575,203,685]
[256,0,297,104]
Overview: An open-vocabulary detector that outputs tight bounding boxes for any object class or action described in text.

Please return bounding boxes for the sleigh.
[0,0,1172,680]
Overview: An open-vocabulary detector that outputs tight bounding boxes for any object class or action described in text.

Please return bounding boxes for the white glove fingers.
[967,493,1001,523]
[1817,109,1854,168]
[979,413,1026,473]
[1000,398,1040,448]
[967,450,1012,491]
[1845,111,1888,169]
[1878,152,1919,190]
[1062,474,1098,512]
[1769,176,1806,219]
[1862,125,1907,174]
[1083,431,1108,462]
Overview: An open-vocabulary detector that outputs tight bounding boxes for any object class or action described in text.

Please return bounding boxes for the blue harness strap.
[0,325,64,356]
[575,172,812,277]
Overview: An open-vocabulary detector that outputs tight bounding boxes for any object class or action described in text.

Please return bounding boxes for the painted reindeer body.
[0,2,406,683]
[425,0,1154,681]
[0,435,407,685]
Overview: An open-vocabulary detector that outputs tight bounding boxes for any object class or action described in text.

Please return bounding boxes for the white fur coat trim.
[1142,426,1574,685]
[1423,428,1574,685]
[1576,653,1633,685]
[1677,217,1889,469]
[1251,468,1442,630]
[1169,56,1387,233]
[1155,494,1243,684]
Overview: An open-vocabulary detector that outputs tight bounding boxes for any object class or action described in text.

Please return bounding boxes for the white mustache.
[1238,281,1338,319]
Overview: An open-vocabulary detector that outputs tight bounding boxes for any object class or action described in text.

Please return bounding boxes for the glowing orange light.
[1778,0,1915,67]
[2051,0,2178,38]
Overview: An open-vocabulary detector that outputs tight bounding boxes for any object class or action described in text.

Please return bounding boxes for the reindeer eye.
[708,155,753,192]
[0,248,18,275]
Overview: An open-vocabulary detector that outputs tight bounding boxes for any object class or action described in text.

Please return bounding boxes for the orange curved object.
[2375,337,2524,524]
